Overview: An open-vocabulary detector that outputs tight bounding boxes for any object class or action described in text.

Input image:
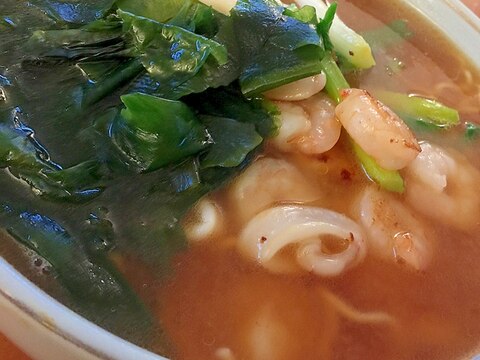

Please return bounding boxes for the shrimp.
[272,93,342,155]
[403,141,480,230]
[357,186,431,271]
[335,88,421,170]
[264,74,326,101]
[229,157,321,223]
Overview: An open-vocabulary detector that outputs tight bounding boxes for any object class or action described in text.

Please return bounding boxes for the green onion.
[319,53,350,104]
[376,91,460,128]
[351,141,405,193]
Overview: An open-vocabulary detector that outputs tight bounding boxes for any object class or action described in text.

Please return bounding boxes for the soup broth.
[155,1,480,359]
[0,0,479,359]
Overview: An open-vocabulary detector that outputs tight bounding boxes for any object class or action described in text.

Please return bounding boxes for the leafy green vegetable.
[82,59,144,106]
[200,116,262,168]
[26,16,125,61]
[168,0,223,37]
[112,93,208,171]
[283,5,317,25]
[351,141,405,193]
[316,2,336,52]
[0,204,152,328]
[115,0,185,23]
[230,0,326,96]
[376,91,460,128]
[30,0,116,25]
[0,119,102,202]
[120,10,229,99]
[185,85,280,138]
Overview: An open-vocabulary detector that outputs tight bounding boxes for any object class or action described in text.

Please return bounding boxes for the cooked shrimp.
[403,142,480,230]
[229,157,321,223]
[272,93,342,155]
[357,186,431,271]
[264,74,326,101]
[335,88,421,170]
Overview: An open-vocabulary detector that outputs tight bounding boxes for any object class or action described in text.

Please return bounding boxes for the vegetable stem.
[376,91,460,128]
[295,0,375,69]
[351,141,405,193]
[319,53,349,104]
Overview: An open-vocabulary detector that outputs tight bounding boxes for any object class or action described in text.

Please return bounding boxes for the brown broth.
[153,1,480,359]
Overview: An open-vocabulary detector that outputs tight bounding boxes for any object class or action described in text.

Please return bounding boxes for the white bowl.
[1,1,479,359]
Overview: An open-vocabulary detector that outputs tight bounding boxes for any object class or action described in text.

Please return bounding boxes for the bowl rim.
[0,0,479,359]
[0,257,165,360]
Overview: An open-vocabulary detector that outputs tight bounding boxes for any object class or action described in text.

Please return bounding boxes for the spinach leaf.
[185,85,280,138]
[115,0,185,23]
[200,115,262,168]
[112,93,208,172]
[0,119,102,202]
[0,204,152,329]
[120,10,229,99]
[283,5,318,25]
[229,0,325,96]
[26,15,126,61]
[168,0,223,37]
[82,58,145,106]
[30,0,117,25]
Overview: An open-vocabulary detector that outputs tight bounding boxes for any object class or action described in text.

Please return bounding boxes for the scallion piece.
[351,141,405,193]
[376,91,460,128]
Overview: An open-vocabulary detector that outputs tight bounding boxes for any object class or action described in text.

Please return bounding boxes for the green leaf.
[119,10,229,99]
[0,123,102,202]
[283,5,318,25]
[26,15,126,61]
[229,0,325,96]
[316,2,337,51]
[115,0,185,23]
[168,0,223,37]
[185,85,280,138]
[0,204,152,329]
[112,93,208,171]
[82,59,145,106]
[30,0,117,24]
[201,116,262,168]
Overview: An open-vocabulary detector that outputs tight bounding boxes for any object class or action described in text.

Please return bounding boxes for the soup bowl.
[0,0,479,359]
